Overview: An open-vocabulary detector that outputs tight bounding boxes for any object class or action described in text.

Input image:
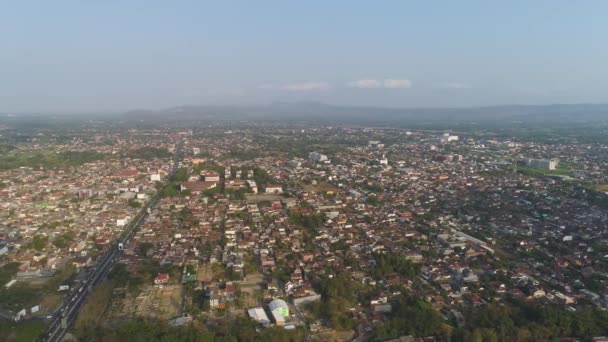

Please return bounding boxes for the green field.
[0,320,46,342]
[516,165,572,176]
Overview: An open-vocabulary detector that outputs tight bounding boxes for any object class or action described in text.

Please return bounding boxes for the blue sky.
[1,1,607,113]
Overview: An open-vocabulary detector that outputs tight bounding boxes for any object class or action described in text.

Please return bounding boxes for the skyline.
[2,1,608,113]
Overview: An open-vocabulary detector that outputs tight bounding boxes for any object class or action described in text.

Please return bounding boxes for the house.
[204,172,220,182]
[114,169,139,178]
[71,256,92,268]
[265,184,283,194]
[154,273,170,285]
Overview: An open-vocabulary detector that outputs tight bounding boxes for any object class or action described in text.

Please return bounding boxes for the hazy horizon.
[2,1,608,113]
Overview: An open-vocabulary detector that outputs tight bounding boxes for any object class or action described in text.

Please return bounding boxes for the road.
[39,137,184,342]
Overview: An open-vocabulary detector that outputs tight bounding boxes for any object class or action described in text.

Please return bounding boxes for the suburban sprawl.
[1,122,608,342]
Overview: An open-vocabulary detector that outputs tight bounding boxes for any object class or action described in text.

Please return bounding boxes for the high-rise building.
[309,151,328,162]
[526,158,559,170]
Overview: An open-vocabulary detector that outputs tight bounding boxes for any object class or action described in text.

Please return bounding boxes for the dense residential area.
[1,123,608,341]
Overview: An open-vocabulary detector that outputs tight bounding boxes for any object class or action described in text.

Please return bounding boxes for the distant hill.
[123,103,608,127]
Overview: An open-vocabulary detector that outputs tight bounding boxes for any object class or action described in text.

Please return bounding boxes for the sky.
[1,1,608,113]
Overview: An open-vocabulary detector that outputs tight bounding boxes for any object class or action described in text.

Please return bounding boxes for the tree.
[171,168,188,182]
[52,233,74,249]
[127,199,141,208]
[161,183,179,197]
[31,235,48,251]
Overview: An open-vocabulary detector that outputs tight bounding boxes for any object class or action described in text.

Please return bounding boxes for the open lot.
[197,264,213,282]
[244,194,283,202]
[300,181,342,194]
[108,284,183,322]
[595,184,608,192]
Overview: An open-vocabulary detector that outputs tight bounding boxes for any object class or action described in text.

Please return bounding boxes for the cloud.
[383,79,412,89]
[257,83,275,90]
[282,81,330,91]
[348,79,383,89]
[206,87,245,96]
[348,78,412,89]
[442,82,471,89]
[518,87,548,95]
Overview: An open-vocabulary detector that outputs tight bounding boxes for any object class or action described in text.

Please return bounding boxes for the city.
[1,122,608,341]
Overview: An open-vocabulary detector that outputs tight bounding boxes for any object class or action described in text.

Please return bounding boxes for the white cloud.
[282,82,330,91]
[348,78,412,89]
[519,87,548,95]
[383,79,412,89]
[257,83,275,90]
[443,82,471,89]
[348,79,383,89]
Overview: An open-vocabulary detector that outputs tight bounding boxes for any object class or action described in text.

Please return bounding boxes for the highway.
[39,137,184,342]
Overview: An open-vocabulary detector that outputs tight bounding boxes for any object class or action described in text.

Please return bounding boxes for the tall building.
[526,158,559,170]
[439,133,459,143]
[309,151,328,162]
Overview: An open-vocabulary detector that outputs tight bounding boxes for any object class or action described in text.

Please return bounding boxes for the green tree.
[31,235,48,251]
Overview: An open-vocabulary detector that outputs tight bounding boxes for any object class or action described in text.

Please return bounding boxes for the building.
[440,133,459,143]
[287,160,302,169]
[526,158,559,170]
[180,181,217,193]
[309,152,328,162]
[204,172,221,182]
[269,299,289,326]
[265,184,283,194]
[247,180,258,194]
[154,273,170,285]
[248,307,271,327]
[379,154,388,165]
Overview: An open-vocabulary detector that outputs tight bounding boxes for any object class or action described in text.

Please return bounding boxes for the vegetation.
[128,199,142,208]
[125,147,171,160]
[516,165,572,176]
[74,263,144,337]
[74,316,306,341]
[52,232,74,249]
[372,251,421,279]
[253,168,274,191]
[171,168,188,182]
[451,300,608,341]
[308,273,359,330]
[373,294,444,340]
[161,182,180,197]
[227,149,261,160]
[29,234,49,251]
[0,262,21,285]
[288,212,326,230]
[73,280,115,337]
[0,320,46,342]
[0,150,105,170]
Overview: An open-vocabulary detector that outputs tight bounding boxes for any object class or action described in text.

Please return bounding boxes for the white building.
[309,152,328,162]
[265,184,283,194]
[204,172,221,182]
[247,180,258,194]
[379,154,388,165]
[440,133,459,143]
[269,299,289,326]
[248,307,270,327]
[526,158,559,170]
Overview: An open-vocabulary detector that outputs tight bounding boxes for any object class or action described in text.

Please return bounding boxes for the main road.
[39,137,184,342]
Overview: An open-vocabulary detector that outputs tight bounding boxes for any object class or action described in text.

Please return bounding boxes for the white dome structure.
[269,298,289,316]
